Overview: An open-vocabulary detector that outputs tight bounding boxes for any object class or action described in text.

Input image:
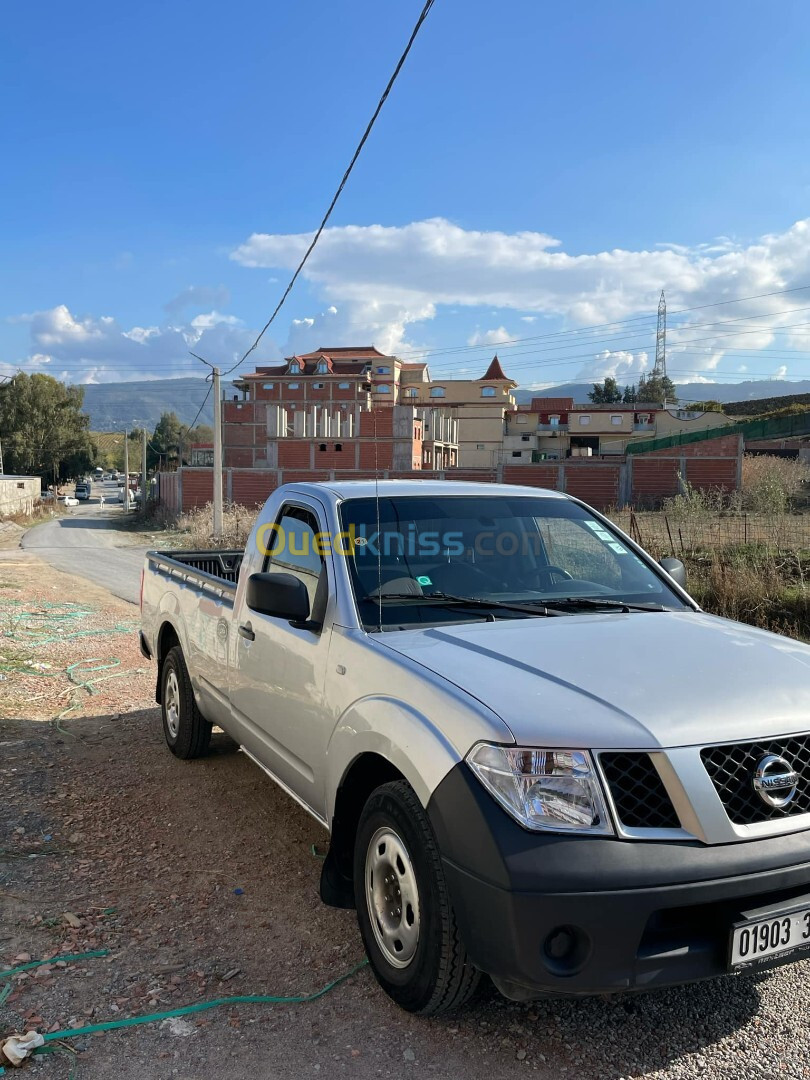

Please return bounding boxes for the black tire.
[161,645,212,759]
[354,779,480,1015]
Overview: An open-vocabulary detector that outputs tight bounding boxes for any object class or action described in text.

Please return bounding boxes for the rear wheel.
[161,646,211,759]
[354,780,480,1014]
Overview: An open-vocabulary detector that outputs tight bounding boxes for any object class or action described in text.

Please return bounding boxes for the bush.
[175,502,259,549]
[739,455,809,515]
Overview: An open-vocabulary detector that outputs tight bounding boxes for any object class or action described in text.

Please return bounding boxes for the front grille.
[599,752,680,830]
[701,735,810,825]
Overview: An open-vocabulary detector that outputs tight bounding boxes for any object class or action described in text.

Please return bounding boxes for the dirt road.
[2,553,810,1080]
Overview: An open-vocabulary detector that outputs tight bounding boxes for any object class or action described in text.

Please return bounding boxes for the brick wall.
[157,432,742,514]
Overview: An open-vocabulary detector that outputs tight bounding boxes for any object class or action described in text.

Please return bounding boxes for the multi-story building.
[225,346,511,469]
[223,347,458,472]
[503,398,723,462]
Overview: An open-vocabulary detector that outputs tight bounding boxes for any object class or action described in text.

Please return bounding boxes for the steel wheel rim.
[165,669,180,739]
[365,826,420,968]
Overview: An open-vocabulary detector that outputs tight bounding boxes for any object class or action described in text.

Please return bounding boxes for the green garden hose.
[0,950,368,1074]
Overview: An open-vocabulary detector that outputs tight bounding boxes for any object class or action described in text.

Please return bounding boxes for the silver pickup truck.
[140,480,810,1014]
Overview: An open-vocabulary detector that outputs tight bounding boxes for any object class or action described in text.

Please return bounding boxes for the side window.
[264,507,324,608]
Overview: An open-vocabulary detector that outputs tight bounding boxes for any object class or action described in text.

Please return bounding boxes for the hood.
[379,612,810,749]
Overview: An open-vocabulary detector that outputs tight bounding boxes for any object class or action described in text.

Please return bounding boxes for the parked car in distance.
[58,495,79,506]
[140,480,810,1014]
[75,482,91,500]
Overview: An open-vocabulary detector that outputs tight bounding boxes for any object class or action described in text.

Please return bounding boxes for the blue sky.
[3,0,810,395]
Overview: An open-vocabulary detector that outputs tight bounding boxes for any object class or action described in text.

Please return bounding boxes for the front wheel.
[354,780,480,1014]
[161,645,212,759]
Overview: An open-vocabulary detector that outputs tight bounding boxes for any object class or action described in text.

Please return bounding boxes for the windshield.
[338,494,688,630]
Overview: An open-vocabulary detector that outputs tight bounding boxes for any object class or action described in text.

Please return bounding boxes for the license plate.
[730,906,810,967]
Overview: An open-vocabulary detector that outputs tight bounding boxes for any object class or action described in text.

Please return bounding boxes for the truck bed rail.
[145,549,243,601]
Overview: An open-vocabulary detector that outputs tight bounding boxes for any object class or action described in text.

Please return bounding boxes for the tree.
[148,412,184,470]
[689,400,725,413]
[588,377,623,404]
[637,373,678,405]
[0,373,96,484]
[622,383,638,404]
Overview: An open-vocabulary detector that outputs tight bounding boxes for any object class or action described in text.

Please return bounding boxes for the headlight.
[466,744,613,834]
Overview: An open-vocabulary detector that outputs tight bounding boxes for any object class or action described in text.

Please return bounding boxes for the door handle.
[238,622,255,642]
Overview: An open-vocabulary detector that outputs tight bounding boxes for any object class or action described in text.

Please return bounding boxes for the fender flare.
[325,694,463,825]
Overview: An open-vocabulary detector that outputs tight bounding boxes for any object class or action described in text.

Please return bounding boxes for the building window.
[611,415,622,425]
[579,415,591,425]
[376,366,390,375]
[549,415,559,426]
[481,386,496,397]
[403,387,418,398]
[511,451,522,458]
[318,443,327,452]
[288,382,299,389]
[376,384,391,394]
[262,382,275,390]
[476,443,485,450]
[313,382,325,389]
[316,361,329,374]
[430,387,445,398]
[287,361,303,374]
[521,435,531,442]
[516,415,527,424]
[338,381,351,389]
[335,443,343,451]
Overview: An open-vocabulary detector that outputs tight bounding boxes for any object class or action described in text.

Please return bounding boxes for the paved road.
[22,480,148,605]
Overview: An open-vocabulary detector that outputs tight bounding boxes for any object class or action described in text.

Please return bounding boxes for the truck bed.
[145,549,243,599]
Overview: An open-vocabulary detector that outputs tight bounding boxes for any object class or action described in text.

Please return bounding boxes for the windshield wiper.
[361,592,564,617]
[530,597,671,613]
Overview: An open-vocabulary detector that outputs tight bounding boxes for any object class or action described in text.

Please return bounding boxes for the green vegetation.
[0,373,96,483]
[608,456,810,641]
[722,392,810,417]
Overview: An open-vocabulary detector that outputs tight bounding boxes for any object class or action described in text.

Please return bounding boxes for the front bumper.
[427,764,810,998]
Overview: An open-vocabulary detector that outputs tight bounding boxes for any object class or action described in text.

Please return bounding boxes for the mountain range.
[79,376,810,432]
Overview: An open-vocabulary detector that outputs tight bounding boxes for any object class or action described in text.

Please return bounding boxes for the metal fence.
[606,511,810,556]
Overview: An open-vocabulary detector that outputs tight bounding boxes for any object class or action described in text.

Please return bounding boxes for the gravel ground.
[2,554,810,1079]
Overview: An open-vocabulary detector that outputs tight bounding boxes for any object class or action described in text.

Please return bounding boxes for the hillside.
[76,375,810,430]
[513,379,810,407]
[80,377,233,431]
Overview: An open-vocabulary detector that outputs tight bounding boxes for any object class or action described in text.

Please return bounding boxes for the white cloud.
[16,304,263,383]
[467,326,512,347]
[189,310,242,330]
[576,349,650,382]
[231,216,810,381]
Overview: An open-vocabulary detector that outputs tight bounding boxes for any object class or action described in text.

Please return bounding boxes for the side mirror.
[659,557,687,590]
[247,572,311,623]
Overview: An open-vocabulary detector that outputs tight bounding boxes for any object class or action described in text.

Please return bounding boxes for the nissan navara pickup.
[140,481,810,1014]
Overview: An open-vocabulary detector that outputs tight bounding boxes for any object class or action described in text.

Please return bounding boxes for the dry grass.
[174,502,258,549]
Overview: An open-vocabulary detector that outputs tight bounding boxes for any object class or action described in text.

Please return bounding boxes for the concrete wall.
[0,476,41,516]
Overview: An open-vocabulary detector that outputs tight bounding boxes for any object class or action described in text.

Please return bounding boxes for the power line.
[219,0,435,378]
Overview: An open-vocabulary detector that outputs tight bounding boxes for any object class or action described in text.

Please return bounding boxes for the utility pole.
[141,428,148,514]
[0,437,4,476]
[123,429,129,512]
[212,367,223,538]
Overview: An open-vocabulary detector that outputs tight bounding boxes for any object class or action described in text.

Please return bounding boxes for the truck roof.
[286,479,569,501]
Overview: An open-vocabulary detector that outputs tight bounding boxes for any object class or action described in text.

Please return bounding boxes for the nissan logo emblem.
[752,754,799,809]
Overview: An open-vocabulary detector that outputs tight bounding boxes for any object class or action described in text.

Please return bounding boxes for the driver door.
[229,501,332,821]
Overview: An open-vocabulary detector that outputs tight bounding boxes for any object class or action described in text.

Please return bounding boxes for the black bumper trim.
[139,631,152,660]
[427,762,810,995]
